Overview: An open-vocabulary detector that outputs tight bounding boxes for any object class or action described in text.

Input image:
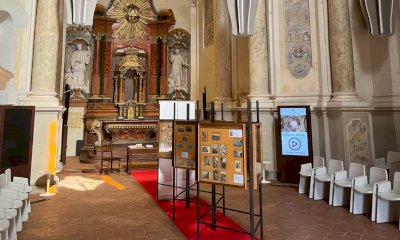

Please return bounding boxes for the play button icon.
[288,138,301,150]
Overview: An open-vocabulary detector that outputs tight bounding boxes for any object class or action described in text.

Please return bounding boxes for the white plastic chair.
[375,172,400,225]
[387,151,400,182]
[0,174,26,232]
[330,163,366,206]
[0,215,7,240]
[351,167,388,219]
[299,156,325,195]
[373,152,400,182]
[0,196,18,239]
[5,169,32,221]
[374,157,386,168]
[313,159,344,200]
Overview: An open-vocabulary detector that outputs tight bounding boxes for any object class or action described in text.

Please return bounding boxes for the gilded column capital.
[161,36,168,44]
[150,36,159,44]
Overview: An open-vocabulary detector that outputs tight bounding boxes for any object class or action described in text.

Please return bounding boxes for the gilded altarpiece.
[80,0,176,163]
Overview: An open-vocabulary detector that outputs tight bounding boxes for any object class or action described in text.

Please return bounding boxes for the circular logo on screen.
[288,138,301,150]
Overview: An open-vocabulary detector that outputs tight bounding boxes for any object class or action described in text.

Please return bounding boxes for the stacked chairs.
[4,169,31,222]
[373,151,400,182]
[0,169,33,240]
[375,172,400,227]
[302,154,400,228]
[331,163,366,206]
[298,156,325,195]
[313,159,344,200]
[0,198,17,240]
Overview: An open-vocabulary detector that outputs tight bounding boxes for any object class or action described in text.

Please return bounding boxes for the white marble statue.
[169,48,189,93]
[70,43,91,92]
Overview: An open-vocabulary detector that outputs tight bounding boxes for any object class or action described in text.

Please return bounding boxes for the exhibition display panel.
[198,122,247,188]
[158,121,174,159]
[173,121,197,170]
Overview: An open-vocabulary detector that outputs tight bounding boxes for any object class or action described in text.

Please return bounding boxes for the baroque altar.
[62,1,193,162]
[77,0,177,163]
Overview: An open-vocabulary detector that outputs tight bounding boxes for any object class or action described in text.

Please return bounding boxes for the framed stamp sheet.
[158,121,173,159]
[198,122,247,188]
[174,121,197,169]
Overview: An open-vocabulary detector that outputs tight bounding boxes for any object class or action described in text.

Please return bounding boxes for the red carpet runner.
[131,170,251,240]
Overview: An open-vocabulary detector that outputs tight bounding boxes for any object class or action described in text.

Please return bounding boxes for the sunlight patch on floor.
[58,175,105,192]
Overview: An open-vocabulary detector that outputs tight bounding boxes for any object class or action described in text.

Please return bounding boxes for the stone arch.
[0,10,15,72]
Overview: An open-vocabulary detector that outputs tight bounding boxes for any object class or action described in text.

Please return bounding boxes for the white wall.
[153,0,192,32]
[0,0,29,104]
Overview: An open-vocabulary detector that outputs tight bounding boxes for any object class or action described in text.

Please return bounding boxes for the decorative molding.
[204,0,214,48]
[284,0,312,79]
[189,0,198,8]
[346,119,370,169]
[91,120,103,147]
[107,0,156,40]
[68,112,83,128]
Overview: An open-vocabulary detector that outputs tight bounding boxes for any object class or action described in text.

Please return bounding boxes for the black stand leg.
[186,169,190,208]
[259,182,264,240]
[222,185,226,216]
[212,184,216,231]
[172,167,176,220]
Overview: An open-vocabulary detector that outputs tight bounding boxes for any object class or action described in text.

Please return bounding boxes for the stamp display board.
[251,123,263,189]
[174,121,197,169]
[158,121,173,159]
[198,122,247,188]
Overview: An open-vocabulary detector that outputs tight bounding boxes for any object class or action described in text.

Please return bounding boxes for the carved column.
[214,0,232,103]
[91,34,101,97]
[248,0,272,107]
[139,75,144,102]
[31,0,59,100]
[143,75,147,102]
[147,36,158,100]
[119,74,125,103]
[113,74,119,103]
[160,36,168,98]
[91,16,116,100]
[133,75,138,102]
[328,0,358,102]
[103,39,113,98]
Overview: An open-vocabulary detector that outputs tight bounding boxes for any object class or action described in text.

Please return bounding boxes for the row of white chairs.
[299,156,400,228]
[0,169,32,240]
[374,151,400,182]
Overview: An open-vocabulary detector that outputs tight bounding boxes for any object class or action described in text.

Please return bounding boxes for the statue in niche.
[169,48,190,93]
[69,43,91,92]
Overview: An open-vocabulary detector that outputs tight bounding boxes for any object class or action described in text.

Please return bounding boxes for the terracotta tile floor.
[17,158,400,240]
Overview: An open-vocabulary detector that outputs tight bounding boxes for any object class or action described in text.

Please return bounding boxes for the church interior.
[1,0,400,239]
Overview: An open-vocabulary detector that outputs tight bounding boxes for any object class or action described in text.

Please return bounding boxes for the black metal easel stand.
[196,100,264,240]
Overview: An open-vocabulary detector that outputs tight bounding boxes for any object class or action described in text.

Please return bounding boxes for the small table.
[126,147,158,173]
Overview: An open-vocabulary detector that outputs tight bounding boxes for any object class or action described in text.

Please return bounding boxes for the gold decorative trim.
[107,0,154,40]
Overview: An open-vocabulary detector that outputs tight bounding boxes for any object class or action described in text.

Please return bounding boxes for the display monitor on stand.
[276,106,313,183]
